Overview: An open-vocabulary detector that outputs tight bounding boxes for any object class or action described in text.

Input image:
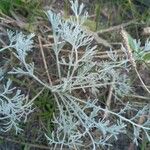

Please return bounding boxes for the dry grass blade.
[121,29,150,94]
[97,20,136,34]
[38,36,52,86]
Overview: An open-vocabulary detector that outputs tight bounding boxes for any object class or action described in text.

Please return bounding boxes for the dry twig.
[97,20,136,34]
[38,36,52,86]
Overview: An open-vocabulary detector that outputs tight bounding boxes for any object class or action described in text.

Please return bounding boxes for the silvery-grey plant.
[0,31,34,134]
[0,69,33,133]
[0,0,150,149]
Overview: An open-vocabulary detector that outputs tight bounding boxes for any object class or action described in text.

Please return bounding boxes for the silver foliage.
[0,78,33,133]
[0,32,34,134]
[1,0,150,149]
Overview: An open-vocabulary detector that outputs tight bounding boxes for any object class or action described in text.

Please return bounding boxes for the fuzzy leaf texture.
[0,32,34,134]
[0,78,33,133]
[0,0,150,149]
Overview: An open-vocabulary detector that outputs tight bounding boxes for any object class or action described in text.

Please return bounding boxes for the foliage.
[0,0,150,149]
[0,75,33,134]
[0,0,43,22]
[90,0,150,30]
[128,33,150,61]
[0,0,22,14]
[35,89,56,133]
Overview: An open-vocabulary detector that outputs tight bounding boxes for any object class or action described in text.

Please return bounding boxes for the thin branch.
[104,83,114,118]
[84,28,112,48]
[38,36,52,86]
[135,68,150,94]
[128,94,150,101]
[121,29,150,94]
[97,20,136,34]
